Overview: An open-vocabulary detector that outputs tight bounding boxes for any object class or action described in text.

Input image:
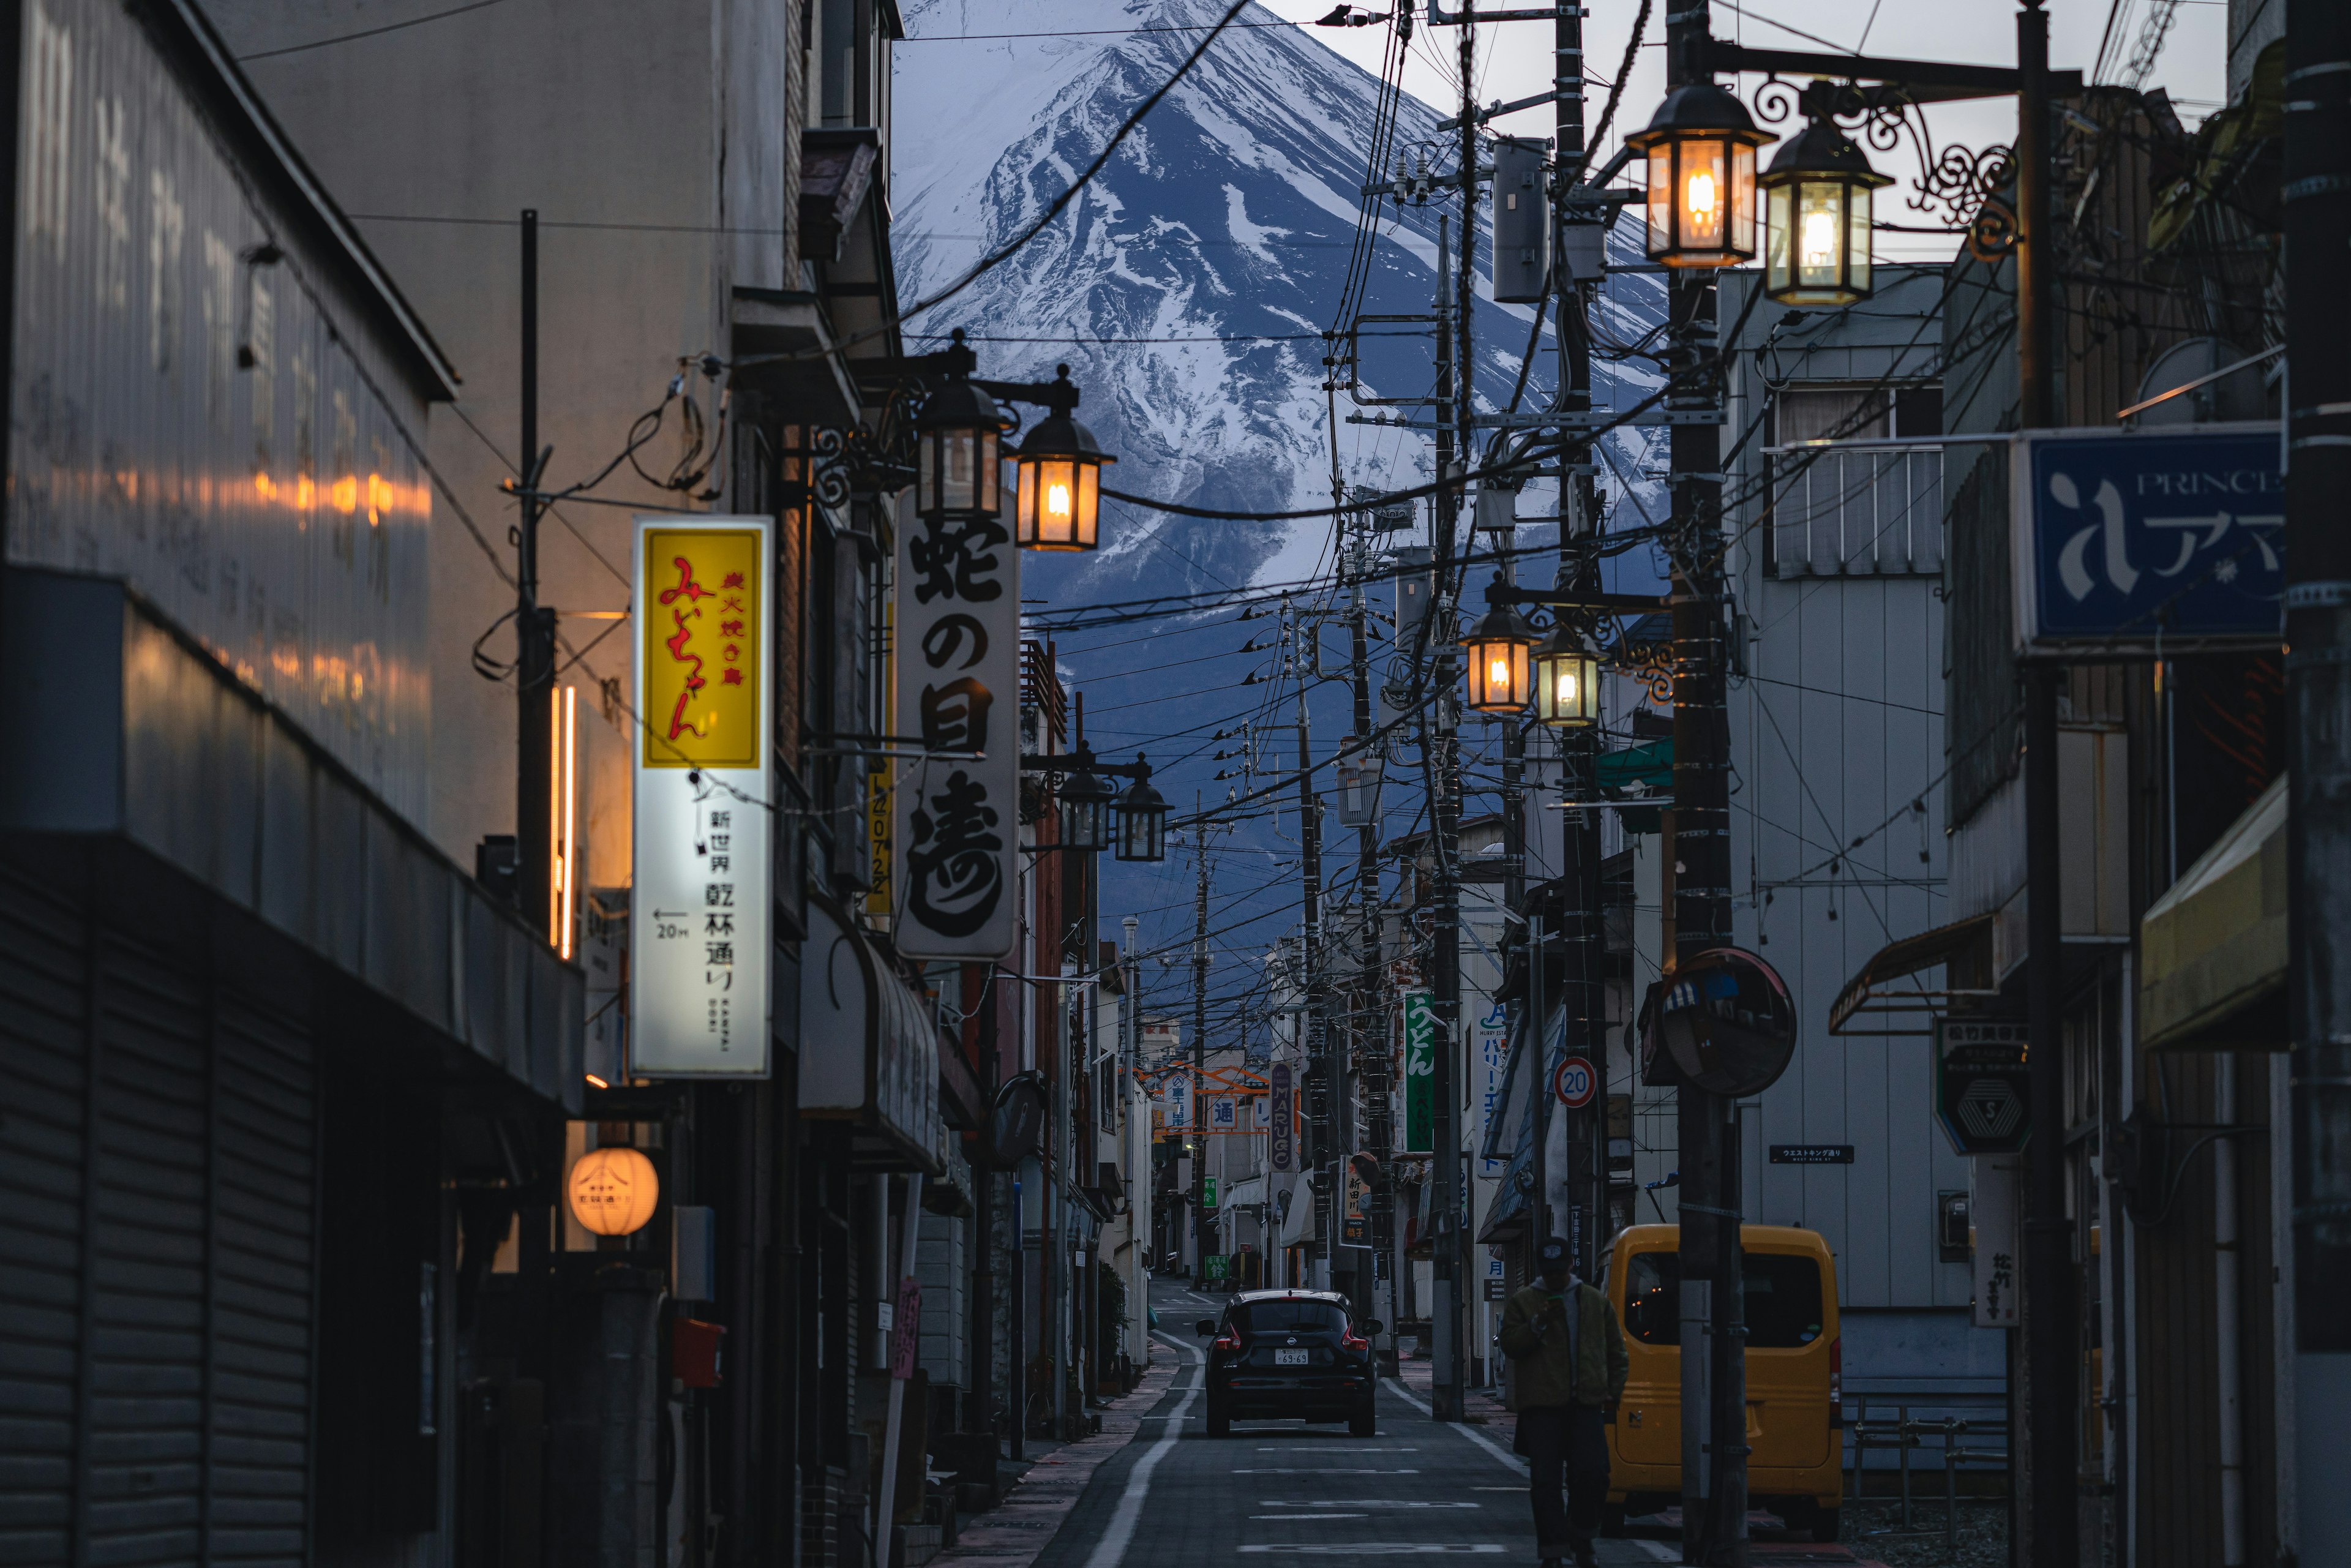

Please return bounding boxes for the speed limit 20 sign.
[1551,1055,1598,1109]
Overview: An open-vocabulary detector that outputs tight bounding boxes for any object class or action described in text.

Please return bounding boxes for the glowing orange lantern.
[568,1145,659,1236]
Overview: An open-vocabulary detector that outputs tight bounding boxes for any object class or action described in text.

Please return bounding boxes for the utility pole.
[1426,200,1469,1421]
[2012,5,2077,1564]
[1658,5,1744,1561]
[1297,659,1330,1286]
[1348,523,1393,1341]
[1123,916,1144,1369]
[1191,800,1212,1285]
[970,972,999,1452]
[516,208,556,938]
[2285,2,2351,1562]
[1553,0,1604,1281]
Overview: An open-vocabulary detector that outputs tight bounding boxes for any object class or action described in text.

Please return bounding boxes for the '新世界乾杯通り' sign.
[632,518,773,1077]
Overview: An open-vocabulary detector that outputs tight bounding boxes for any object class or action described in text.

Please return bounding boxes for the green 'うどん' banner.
[1403,989,1434,1153]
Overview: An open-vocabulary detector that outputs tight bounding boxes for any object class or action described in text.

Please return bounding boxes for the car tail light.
[1215,1326,1242,1352]
[1829,1335,1843,1426]
[1341,1324,1369,1354]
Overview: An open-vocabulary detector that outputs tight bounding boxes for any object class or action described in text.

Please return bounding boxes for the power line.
[237,0,508,61]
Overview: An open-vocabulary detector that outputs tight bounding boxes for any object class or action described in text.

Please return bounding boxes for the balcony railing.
[1764,442,1944,577]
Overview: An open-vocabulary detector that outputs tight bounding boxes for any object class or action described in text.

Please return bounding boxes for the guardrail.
[1844,1398,2010,1553]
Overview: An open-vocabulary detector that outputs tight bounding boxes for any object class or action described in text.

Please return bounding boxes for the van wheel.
[1811,1508,1840,1544]
[1206,1405,1230,1439]
[1349,1403,1376,1438]
[1599,1506,1626,1539]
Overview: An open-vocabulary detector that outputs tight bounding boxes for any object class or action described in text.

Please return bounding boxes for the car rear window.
[1619,1251,1828,1348]
[1236,1300,1348,1335]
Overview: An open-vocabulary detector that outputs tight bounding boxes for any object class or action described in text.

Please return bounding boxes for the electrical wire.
[237,0,508,61]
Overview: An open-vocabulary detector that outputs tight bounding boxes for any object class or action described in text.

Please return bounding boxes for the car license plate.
[1275,1348,1308,1367]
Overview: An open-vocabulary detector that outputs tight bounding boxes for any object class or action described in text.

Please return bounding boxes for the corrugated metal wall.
[7,0,432,823]
[0,852,318,1566]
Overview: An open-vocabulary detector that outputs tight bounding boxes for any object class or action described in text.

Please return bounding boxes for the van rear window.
[1619,1252,1828,1348]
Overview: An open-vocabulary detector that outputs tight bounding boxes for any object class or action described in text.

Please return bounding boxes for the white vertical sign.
[892,492,1021,959]
[1475,999,1510,1174]
[631,516,773,1076]
[1970,1155,2021,1329]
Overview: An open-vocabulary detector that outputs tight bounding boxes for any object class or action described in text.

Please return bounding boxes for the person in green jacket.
[1498,1237,1629,1568]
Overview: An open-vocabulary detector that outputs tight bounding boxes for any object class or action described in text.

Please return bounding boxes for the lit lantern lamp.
[1760,113,1889,307]
[1014,366,1115,551]
[1532,621,1602,728]
[1060,747,1117,852]
[1626,83,1769,268]
[1459,577,1536,715]
[568,1146,659,1237]
[1115,757,1169,863]
[915,329,1004,522]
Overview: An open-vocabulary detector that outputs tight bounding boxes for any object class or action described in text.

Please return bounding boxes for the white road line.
[1249,1513,1371,1520]
[1236,1546,1505,1555]
[1082,1334,1204,1568]
[1379,1379,1529,1477]
[1624,1542,1680,1562]
[1255,1502,1481,1510]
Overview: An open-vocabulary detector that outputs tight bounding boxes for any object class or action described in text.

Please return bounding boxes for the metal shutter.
[0,871,93,1565]
[0,869,317,1567]
[206,1000,316,1566]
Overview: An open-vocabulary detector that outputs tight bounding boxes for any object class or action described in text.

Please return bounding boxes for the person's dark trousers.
[1514,1404,1609,1556]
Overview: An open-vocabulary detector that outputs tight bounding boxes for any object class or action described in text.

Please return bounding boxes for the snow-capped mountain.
[892,0,1667,997]
[894,0,1663,598]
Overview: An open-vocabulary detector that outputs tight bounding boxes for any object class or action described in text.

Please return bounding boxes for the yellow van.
[1600,1223,1843,1542]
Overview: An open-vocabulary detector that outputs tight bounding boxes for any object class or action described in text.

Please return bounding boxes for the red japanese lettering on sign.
[659,556,714,740]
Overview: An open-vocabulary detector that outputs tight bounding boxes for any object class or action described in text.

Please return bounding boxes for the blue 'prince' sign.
[2013,424,2282,655]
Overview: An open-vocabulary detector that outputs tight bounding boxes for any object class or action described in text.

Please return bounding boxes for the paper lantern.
[569,1145,660,1236]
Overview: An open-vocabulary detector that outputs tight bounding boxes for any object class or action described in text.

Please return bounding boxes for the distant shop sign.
[2014,424,2282,656]
[1935,1018,2030,1157]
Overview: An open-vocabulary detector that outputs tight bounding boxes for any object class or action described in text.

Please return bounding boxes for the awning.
[798,895,946,1174]
[1598,737,1672,834]
[2140,773,2286,1051]
[1,572,582,1112]
[1828,913,1997,1035]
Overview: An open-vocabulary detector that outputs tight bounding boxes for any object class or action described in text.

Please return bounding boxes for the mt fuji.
[891,0,1668,982]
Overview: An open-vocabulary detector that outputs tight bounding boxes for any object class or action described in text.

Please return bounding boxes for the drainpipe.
[2214,1063,2244,1567]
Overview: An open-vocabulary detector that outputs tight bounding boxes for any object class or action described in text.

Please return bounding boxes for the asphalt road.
[1030,1278,1679,1568]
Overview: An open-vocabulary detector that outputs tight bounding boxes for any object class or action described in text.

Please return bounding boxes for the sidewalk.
[930,1356,1181,1568]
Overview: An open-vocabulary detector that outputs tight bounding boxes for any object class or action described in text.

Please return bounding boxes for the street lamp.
[1459,577,1536,715]
[1531,622,1601,728]
[1760,113,1889,307]
[914,331,1003,521]
[1013,366,1115,551]
[1626,83,1769,268]
[1115,756,1169,863]
[1060,749,1116,852]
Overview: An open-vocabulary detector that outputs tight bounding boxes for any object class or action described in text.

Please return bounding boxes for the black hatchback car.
[1194,1289,1382,1438]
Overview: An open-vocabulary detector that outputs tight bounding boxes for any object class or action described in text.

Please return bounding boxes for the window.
[1624,1251,1678,1345]
[1618,1251,1828,1348]
[1766,383,1944,577]
[1742,1254,1827,1348]
[1235,1300,1348,1336]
